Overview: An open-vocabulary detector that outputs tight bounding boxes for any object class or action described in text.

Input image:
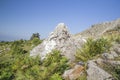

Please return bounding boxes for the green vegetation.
[75,30,120,79]
[50,73,63,80]
[31,37,43,47]
[0,30,120,80]
[0,39,40,80]
[75,38,111,62]
[0,38,69,80]
[40,50,69,80]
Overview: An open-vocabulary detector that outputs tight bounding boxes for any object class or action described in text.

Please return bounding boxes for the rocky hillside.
[63,43,120,80]
[30,19,120,80]
[75,18,120,39]
[31,19,120,62]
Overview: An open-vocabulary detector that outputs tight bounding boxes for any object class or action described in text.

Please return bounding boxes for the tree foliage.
[30,33,40,40]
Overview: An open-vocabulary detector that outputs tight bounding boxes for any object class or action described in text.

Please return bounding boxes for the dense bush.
[75,38,111,62]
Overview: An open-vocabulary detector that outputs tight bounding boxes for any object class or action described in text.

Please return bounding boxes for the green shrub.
[42,50,69,79]
[75,38,111,62]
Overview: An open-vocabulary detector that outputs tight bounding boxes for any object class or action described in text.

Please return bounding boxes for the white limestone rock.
[30,23,85,61]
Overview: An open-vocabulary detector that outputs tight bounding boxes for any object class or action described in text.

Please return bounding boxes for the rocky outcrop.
[87,60,113,80]
[30,23,85,61]
[102,44,120,60]
[30,19,120,80]
[87,43,120,80]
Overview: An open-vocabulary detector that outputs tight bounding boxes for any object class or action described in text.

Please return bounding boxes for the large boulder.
[30,23,85,61]
[87,60,113,80]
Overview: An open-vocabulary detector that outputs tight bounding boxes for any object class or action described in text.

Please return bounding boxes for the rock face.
[87,60,113,80]
[87,43,120,80]
[30,23,85,61]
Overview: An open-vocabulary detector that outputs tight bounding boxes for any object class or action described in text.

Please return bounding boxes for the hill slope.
[75,18,120,38]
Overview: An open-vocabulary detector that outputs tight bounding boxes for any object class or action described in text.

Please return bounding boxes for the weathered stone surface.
[62,65,84,80]
[30,23,85,61]
[87,60,113,80]
[113,44,120,55]
[110,51,119,58]
[96,58,104,65]
[102,50,119,60]
[102,53,114,60]
[77,61,85,66]
[108,61,120,65]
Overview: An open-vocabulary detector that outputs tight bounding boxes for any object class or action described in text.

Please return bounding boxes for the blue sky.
[0,0,120,41]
